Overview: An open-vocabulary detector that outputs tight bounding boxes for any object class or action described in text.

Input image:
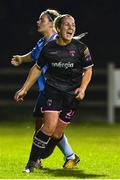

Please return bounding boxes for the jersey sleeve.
[36,47,48,69]
[31,38,44,62]
[81,46,94,69]
[31,46,39,62]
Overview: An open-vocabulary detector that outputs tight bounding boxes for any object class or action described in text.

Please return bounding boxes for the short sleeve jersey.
[37,39,93,93]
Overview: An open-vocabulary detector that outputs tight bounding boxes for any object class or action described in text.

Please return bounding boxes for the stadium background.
[0,0,120,122]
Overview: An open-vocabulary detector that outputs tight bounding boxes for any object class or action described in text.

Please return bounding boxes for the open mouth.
[66,32,73,36]
[67,31,73,35]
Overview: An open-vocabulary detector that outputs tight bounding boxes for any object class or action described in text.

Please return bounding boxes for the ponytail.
[73,32,88,40]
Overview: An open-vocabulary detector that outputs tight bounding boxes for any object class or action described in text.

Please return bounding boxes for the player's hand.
[11,55,22,66]
[14,88,27,102]
[74,87,85,100]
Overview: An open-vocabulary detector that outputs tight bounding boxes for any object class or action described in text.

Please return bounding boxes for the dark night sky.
[0,0,120,67]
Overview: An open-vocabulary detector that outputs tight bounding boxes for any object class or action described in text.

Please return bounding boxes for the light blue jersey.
[31,33,57,91]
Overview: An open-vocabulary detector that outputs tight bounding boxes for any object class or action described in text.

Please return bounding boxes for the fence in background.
[0,67,108,122]
[108,64,120,124]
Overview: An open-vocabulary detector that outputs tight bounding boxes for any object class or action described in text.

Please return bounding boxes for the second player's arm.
[18,52,33,63]
[11,52,33,66]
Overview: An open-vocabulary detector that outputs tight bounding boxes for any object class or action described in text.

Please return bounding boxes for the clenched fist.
[11,55,23,66]
[74,87,85,100]
[14,88,27,102]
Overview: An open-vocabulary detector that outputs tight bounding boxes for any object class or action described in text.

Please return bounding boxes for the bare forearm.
[80,67,92,91]
[22,64,41,92]
[20,52,32,63]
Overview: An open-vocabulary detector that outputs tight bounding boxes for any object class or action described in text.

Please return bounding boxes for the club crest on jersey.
[47,99,52,106]
[69,50,76,57]
[84,48,92,61]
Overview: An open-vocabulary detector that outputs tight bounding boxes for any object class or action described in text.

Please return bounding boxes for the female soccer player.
[14,14,93,173]
[11,9,80,170]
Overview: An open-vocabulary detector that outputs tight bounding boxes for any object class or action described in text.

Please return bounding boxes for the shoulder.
[44,40,56,49]
[34,37,45,48]
[72,39,87,49]
[40,40,56,55]
[38,37,45,43]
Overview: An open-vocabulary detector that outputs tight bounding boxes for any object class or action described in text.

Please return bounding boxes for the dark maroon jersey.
[37,39,93,94]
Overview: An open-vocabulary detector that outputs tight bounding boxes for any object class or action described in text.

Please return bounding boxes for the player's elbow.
[30,64,41,78]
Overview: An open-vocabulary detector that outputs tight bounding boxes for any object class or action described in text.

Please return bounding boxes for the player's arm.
[75,47,93,100]
[14,64,41,102]
[75,67,92,100]
[80,67,92,91]
[11,52,32,66]
[14,47,47,102]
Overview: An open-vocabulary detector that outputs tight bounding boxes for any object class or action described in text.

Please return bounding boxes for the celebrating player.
[11,10,80,171]
[14,14,93,173]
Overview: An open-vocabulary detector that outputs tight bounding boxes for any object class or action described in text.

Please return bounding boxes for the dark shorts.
[42,85,79,124]
[33,91,44,118]
[59,109,76,124]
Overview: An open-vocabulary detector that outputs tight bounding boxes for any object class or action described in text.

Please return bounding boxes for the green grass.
[0,120,120,179]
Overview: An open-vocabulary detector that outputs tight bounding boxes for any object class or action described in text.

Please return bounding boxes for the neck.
[43,30,56,42]
[56,37,71,46]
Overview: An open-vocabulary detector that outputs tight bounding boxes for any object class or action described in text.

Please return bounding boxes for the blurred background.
[0,0,120,122]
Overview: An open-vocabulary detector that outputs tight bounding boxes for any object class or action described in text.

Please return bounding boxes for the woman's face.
[59,16,76,42]
[37,13,52,33]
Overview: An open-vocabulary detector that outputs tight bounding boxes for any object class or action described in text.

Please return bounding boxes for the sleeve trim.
[83,64,94,69]
[36,63,41,70]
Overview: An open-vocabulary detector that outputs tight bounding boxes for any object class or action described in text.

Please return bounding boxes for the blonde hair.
[41,9,60,22]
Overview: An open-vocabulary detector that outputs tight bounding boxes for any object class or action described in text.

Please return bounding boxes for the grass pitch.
[0,120,120,179]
